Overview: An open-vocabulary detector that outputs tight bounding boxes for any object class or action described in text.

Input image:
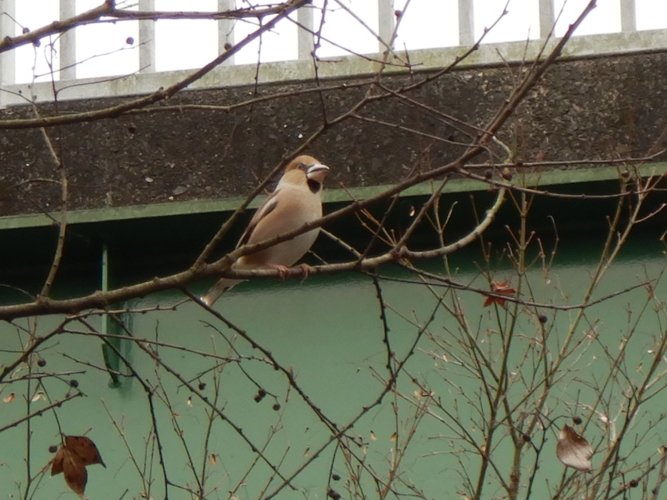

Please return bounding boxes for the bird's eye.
[298,163,308,171]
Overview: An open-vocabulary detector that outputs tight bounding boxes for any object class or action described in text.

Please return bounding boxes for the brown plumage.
[201,155,329,306]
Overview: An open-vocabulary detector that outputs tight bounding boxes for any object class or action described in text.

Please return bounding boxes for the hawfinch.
[201,155,330,306]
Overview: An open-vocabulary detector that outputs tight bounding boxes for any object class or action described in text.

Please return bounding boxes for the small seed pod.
[327,489,341,500]
[500,167,513,181]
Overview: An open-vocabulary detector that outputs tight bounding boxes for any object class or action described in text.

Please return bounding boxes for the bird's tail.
[200,278,242,307]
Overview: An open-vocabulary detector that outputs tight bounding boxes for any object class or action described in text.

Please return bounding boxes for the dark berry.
[501,168,513,181]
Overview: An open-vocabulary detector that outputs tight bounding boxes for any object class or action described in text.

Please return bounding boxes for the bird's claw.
[295,263,313,281]
[265,263,312,281]
[266,263,290,281]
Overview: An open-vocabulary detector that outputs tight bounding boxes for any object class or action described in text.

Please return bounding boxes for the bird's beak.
[307,164,329,184]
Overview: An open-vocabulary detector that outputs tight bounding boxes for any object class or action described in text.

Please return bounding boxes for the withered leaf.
[51,447,65,476]
[65,435,106,467]
[3,392,15,403]
[483,280,517,307]
[51,436,104,497]
[62,448,87,498]
[556,425,593,472]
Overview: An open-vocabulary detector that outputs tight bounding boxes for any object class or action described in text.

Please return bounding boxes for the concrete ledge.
[2,162,664,230]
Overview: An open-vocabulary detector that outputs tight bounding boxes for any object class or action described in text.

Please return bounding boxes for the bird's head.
[284,155,330,191]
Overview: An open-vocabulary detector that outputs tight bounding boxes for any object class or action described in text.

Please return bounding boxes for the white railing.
[0,0,666,107]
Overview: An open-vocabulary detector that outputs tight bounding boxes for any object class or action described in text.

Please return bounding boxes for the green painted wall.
[1,233,666,499]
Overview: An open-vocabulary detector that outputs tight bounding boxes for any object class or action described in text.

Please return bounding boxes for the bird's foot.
[266,263,290,281]
[295,263,313,281]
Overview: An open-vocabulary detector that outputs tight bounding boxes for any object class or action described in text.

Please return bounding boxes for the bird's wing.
[236,189,281,248]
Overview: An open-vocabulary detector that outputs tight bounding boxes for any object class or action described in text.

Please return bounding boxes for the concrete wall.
[1,38,666,219]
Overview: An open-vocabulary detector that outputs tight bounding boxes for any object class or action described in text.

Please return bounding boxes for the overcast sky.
[11,0,667,83]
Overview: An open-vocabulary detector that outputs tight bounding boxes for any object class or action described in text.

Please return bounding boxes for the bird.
[201,155,330,306]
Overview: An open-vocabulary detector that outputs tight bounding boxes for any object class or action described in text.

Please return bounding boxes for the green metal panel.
[1,246,666,498]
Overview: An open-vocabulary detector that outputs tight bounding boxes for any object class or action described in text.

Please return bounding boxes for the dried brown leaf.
[65,435,106,467]
[483,280,517,307]
[62,448,87,498]
[556,425,593,472]
[3,392,15,403]
[51,447,65,476]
